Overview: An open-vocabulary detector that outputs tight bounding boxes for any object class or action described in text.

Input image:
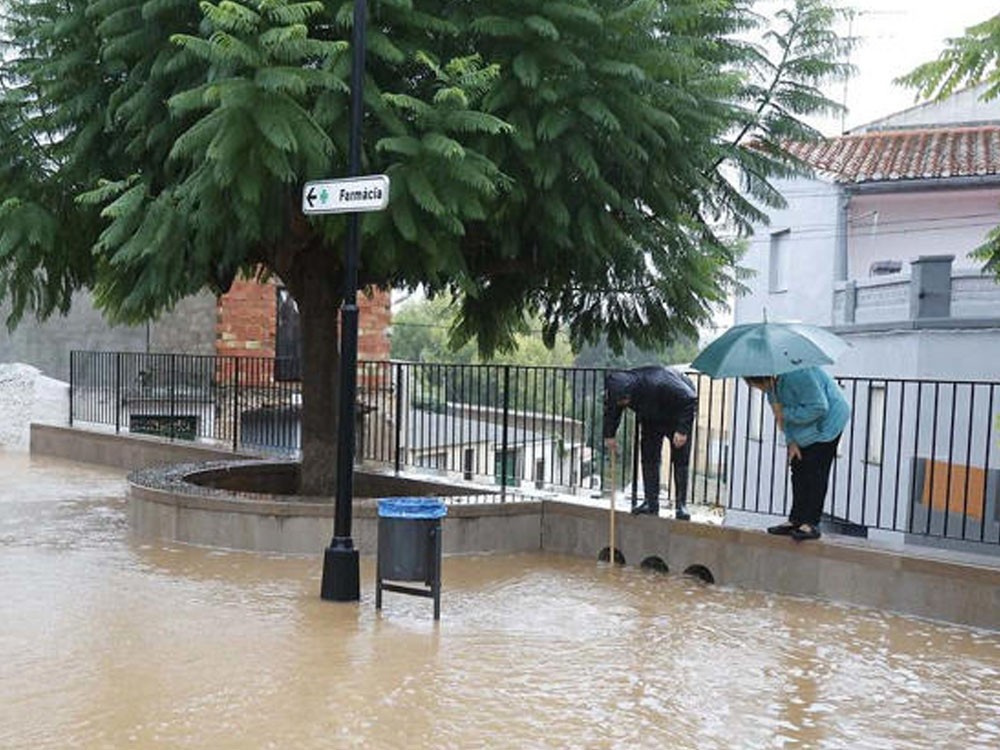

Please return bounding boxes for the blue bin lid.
[378,497,448,519]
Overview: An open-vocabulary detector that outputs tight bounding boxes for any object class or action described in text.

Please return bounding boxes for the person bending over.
[745,367,850,541]
[603,366,698,520]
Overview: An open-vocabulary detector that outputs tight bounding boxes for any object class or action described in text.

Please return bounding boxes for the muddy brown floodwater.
[2,452,999,749]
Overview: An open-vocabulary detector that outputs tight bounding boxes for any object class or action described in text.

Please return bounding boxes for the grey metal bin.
[375,497,447,619]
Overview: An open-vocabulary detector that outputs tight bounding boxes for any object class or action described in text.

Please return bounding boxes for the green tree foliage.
[0,0,851,493]
[573,337,699,369]
[391,293,576,416]
[391,294,573,366]
[898,13,1000,278]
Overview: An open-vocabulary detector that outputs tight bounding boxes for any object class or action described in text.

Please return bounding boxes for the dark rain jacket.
[602,366,698,439]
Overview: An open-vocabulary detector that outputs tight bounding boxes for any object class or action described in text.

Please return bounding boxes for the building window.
[769,229,790,293]
[494,449,520,487]
[867,383,886,464]
[275,287,302,381]
[463,448,475,480]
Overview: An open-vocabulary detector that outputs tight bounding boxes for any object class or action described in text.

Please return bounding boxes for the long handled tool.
[608,446,617,563]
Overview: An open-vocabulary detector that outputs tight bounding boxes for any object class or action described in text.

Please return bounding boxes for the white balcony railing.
[834,259,1000,327]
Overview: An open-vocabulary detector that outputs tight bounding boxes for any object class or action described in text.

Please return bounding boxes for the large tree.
[0,0,850,494]
[898,12,1000,278]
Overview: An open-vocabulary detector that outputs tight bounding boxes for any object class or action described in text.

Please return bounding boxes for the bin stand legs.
[375,526,442,620]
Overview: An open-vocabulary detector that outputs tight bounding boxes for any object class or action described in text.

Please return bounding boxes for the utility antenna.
[840,9,856,134]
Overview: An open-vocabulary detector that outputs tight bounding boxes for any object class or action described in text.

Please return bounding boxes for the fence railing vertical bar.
[69,351,76,426]
[536,367,545,486]
[740,384,751,512]
[892,381,906,532]
[231,357,239,452]
[943,382,959,539]
[570,369,580,489]
[876,379,889,530]
[767,397,779,516]
[984,384,996,544]
[167,353,175,440]
[716,378,728,506]
[702,376,714,505]
[511,365,520,485]
[114,353,121,434]
[845,379,858,524]
[909,382,924,538]
[860,380,873,524]
[394,363,403,472]
[500,365,510,496]
[560,368,569,488]
[926,383,941,537]
[961,383,976,541]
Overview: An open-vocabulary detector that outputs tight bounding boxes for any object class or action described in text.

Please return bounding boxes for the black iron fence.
[70,351,1000,548]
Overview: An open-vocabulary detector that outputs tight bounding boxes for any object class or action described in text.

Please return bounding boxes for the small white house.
[737,85,1000,380]
[732,87,1000,551]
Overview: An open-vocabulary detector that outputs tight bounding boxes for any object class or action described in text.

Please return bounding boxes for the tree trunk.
[293,258,343,497]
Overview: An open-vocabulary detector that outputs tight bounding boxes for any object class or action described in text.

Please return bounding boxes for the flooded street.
[2,452,999,749]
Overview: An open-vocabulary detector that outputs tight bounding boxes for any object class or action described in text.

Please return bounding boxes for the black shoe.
[674,505,690,521]
[631,502,659,516]
[767,522,797,536]
[790,524,821,541]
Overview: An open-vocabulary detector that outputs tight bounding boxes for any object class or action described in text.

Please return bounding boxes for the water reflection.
[1,452,999,749]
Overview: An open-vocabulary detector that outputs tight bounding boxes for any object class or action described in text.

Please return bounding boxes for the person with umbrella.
[744,367,850,540]
[603,366,698,520]
[692,320,851,541]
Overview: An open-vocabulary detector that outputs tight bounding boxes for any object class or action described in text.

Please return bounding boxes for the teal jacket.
[766,367,850,447]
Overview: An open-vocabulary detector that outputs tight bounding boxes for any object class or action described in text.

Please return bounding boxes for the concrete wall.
[856,83,1000,131]
[736,178,841,327]
[29,424,1000,630]
[129,481,542,557]
[0,290,217,380]
[542,503,999,631]
[847,190,1000,276]
[31,423,256,470]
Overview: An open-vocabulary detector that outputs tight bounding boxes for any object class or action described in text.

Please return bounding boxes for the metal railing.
[70,351,1000,548]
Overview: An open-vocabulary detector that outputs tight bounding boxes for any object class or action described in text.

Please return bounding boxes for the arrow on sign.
[306,187,317,208]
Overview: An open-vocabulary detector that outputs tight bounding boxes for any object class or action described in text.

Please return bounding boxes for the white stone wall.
[0,363,69,451]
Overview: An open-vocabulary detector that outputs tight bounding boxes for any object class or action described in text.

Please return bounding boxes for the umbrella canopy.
[691,322,848,378]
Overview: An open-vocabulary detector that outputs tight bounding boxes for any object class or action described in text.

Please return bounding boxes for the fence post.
[394,362,403,473]
[631,420,640,508]
[169,354,176,439]
[115,352,121,434]
[501,365,511,497]
[68,351,75,427]
[232,357,240,452]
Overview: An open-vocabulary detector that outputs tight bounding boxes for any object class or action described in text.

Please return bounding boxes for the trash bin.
[375,497,447,619]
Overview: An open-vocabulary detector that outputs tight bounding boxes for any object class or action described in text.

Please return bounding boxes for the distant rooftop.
[849,83,1000,134]
[786,125,1000,184]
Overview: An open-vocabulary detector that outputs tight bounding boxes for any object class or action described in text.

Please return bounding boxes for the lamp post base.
[320,542,360,602]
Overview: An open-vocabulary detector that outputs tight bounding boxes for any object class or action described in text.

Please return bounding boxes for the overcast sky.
[819,1,999,134]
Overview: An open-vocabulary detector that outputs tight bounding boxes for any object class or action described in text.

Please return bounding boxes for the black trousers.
[789,434,841,526]
[640,425,691,509]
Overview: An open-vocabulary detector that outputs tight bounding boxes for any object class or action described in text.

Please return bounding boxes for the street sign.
[302,174,390,215]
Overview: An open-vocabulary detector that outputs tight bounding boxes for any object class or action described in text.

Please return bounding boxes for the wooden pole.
[609,448,616,563]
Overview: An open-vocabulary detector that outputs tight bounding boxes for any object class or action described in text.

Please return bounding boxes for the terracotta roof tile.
[785,126,1000,184]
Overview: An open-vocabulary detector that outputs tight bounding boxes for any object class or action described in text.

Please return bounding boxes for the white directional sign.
[302,174,390,215]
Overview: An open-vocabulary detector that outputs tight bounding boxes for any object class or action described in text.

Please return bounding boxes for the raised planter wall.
[29,423,1000,631]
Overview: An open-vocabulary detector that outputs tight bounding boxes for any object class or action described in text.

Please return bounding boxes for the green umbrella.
[691,322,848,378]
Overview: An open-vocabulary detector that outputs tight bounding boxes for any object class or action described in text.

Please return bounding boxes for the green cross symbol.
[319,188,330,204]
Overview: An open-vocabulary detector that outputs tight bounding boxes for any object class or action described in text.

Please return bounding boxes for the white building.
[731,87,1000,551]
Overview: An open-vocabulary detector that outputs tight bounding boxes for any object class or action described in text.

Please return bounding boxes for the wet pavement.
[2,451,999,749]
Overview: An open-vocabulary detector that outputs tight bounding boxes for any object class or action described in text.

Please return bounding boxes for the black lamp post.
[320,0,368,602]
